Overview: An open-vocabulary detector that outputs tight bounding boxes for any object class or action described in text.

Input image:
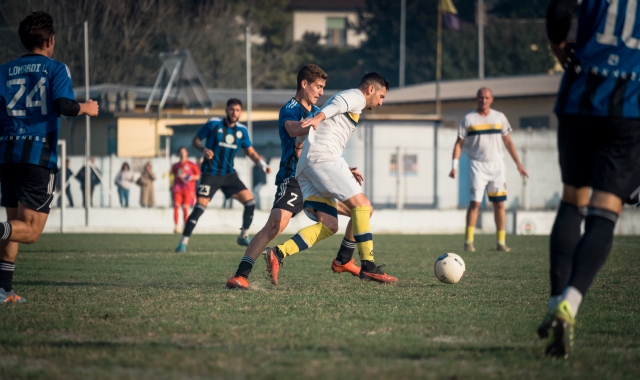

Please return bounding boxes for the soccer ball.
[434,253,465,284]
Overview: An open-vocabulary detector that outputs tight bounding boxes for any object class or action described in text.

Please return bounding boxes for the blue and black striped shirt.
[197,117,252,176]
[0,54,75,170]
[276,98,319,186]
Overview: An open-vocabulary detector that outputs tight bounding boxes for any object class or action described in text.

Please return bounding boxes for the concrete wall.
[17,208,640,236]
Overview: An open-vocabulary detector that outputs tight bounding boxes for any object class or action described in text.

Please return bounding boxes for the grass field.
[0,233,639,379]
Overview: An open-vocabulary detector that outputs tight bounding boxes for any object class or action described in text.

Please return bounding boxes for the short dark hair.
[177,146,188,154]
[359,72,390,91]
[297,64,328,91]
[226,98,242,108]
[18,11,55,51]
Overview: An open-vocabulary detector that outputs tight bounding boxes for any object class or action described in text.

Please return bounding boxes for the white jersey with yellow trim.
[458,108,512,162]
[296,88,366,174]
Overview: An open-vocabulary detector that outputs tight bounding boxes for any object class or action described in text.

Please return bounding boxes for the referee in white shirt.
[449,87,529,252]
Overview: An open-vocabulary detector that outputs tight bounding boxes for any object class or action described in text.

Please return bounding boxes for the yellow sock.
[277,222,334,257]
[352,206,374,262]
[465,226,475,244]
[497,230,506,246]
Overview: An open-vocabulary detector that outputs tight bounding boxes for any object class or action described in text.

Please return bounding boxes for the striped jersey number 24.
[5,77,48,116]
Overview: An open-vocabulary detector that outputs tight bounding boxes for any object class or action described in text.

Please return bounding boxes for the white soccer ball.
[434,253,466,284]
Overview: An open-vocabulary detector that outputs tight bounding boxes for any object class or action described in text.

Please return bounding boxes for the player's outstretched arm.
[78,99,99,117]
[284,120,310,137]
[244,147,271,174]
[502,134,529,178]
[449,137,464,179]
[300,112,326,130]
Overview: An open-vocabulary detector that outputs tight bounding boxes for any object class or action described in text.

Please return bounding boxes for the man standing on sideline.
[537,0,640,359]
[56,159,74,207]
[449,88,528,252]
[0,12,99,303]
[175,99,271,252]
[172,147,200,233]
[76,156,101,207]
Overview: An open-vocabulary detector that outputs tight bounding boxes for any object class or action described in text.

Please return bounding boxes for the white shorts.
[297,158,362,220]
[469,159,507,202]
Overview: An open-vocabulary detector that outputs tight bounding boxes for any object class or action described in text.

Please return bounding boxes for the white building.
[289,0,367,47]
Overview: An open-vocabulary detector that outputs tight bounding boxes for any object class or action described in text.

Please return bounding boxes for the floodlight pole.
[246,26,253,190]
[59,140,66,233]
[436,4,442,116]
[478,0,485,80]
[84,21,91,226]
[399,0,406,87]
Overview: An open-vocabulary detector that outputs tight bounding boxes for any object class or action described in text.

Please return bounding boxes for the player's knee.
[492,201,505,210]
[469,201,481,210]
[24,230,42,244]
[322,218,339,234]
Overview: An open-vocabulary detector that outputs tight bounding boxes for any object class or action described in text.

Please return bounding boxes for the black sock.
[235,256,254,279]
[0,222,12,240]
[569,208,618,295]
[182,204,206,237]
[549,202,585,296]
[275,247,285,261]
[242,200,255,230]
[336,238,356,264]
[0,260,15,292]
[361,260,376,272]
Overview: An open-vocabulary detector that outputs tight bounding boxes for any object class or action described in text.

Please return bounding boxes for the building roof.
[74,84,338,109]
[386,73,563,105]
[288,0,365,11]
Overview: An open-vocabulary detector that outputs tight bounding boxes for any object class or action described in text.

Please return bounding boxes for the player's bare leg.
[464,201,481,251]
[1,204,49,304]
[263,210,338,285]
[492,201,510,251]
[232,189,256,246]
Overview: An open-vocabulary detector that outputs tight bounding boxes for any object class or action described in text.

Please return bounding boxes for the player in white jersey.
[263,73,397,284]
[449,87,528,252]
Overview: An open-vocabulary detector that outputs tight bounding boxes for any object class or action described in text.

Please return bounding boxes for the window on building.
[326,17,347,47]
[520,116,550,130]
[390,154,418,176]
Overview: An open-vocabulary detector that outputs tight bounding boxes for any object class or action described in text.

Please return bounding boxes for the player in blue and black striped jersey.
[227,64,362,289]
[175,98,271,253]
[0,12,99,304]
[538,0,640,359]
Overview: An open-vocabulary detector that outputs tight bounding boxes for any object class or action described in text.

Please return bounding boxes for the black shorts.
[557,114,640,203]
[0,163,56,214]
[197,172,247,200]
[272,177,304,216]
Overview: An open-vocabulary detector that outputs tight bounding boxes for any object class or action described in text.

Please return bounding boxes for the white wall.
[292,11,366,47]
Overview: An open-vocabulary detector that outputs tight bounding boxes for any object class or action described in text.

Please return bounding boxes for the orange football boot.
[359,264,398,284]
[263,247,282,285]
[226,276,249,289]
[331,258,360,276]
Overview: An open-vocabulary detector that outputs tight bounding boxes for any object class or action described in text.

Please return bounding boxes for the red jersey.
[172,160,200,193]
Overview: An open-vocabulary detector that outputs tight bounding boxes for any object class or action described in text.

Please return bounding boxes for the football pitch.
[1,234,639,379]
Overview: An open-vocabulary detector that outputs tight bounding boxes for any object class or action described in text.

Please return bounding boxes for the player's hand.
[300,113,326,130]
[350,167,364,185]
[81,99,99,117]
[449,169,456,179]
[264,166,272,174]
[518,165,529,179]
[203,148,214,160]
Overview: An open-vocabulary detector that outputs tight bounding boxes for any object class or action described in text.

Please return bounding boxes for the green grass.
[1,234,639,379]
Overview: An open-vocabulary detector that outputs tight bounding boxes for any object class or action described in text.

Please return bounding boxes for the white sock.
[179,236,190,245]
[561,286,583,318]
[239,228,248,238]
[547,295,562,311]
